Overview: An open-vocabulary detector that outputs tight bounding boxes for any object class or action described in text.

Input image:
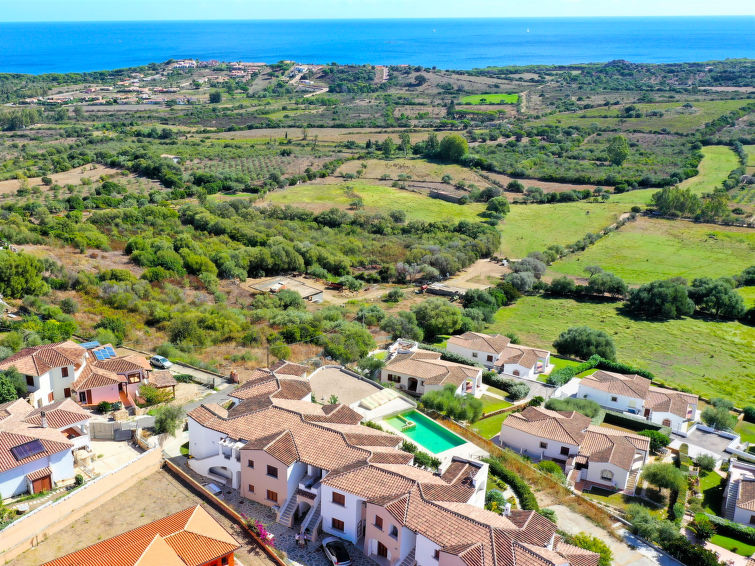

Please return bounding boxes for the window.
[267,465,278,478]
[79,391,87,403]
[374,515,383,530]
[433,549,440,560]
[247,459,254,468]
[583,394,588,399]
[600,470,614,481]
[222,557,229,566]
[611,396,618,402]
[486,355,494,362]
[389,525,398,539]
[662,419,671,427]
[472,352,478,358]
[331,518,344,531]
[248,484,255,493]
[26,376,34,386]
[332,491,345,506]
[48,392,54,403]
[388,374,401,383]
[266,490,278,503]
[128,374,140,384]
[750,515,755,525]
[539,441,548,449]
[61,367,69,378]
[560,446,570,456]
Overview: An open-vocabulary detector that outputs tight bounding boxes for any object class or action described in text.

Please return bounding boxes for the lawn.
[470,411,510,439]
[709,534,755,557]
[461,93,519,105]
[488,296,755,406]
[678,146,740,195]
[549,216,755,284]
[699,471,726,515]
[480,394,512,413]
[738,286,755,308]
[265,182,487,222]
[534,100,753,134]
[735,420,755,444]
[499,201,628,258]
[583,486,664,517]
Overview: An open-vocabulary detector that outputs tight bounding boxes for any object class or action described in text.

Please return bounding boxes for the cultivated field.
[745,144,755,175]
[550,217,755,284]
[678,145,739,195]
[489,296,755,405]
[460,93,519,104]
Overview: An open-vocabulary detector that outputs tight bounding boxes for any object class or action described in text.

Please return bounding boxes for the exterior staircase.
[624,470,640,496]
[119,389,131,407]
[277,495,299,527]
[722,478,739,519]
[398,549,416,566]
[301,493,321,535]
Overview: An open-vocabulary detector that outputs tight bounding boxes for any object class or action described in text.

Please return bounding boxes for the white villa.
[380,340,483,397]
[723,460,755,526]
[577,370,698,434]
[446,332,550,380]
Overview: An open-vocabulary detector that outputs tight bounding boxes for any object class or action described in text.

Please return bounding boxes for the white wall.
[577,383,642,413]
[415,533,442,566]
[320,484,364,543]
[733,505,755,526]
[187,418,225,459]
[499,425,580,461]
[582,461,630,491]
[286,461,307,501]
[649,411,687,433]
[501,363,535,380]
[0,450,74,499]
[446,343,497,368]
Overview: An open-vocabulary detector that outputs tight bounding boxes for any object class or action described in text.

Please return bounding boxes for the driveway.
[547,504,683,566]
[671,428,733,460]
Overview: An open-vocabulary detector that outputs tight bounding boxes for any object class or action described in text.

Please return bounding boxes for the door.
[407,378,418,392]
[644,408,651,417]
[64,388,71,398]
[32,474,52,493]
[377,542,388,558]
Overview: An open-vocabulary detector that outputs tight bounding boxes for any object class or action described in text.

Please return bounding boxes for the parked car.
[149,355,173,369]
[322,537,351,566]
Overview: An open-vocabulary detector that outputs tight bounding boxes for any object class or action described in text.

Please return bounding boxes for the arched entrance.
[407,378,419,393]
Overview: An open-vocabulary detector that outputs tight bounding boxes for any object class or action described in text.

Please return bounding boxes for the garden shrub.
[485,457,539,511]
[545,397,603,420]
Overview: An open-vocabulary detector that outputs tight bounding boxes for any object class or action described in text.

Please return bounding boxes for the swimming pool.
[385,410,467,454]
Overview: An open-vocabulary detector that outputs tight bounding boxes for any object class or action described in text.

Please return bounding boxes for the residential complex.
[723,460,755,526]
[187,365,600,566]
[42,505,241,566]
[0,397,90,498]
[577,370,698,434]
[446,332,551,380]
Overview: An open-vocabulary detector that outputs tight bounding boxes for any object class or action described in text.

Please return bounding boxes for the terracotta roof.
[737,478,755,511]
[323,464,416,501]
[0,431,72,473]
[0,341,85,376]
[26,466,52,481]
[24,399,90,428]
[71,363,123,391]
[272,378,311,400]
[385,349,480,387]
[499,346,541,369]
[269,359,309,377]
[578,426,650,471]
[93,354,150,375]
[579,370,651,400]
[447,332,511,354]
[150,370,177,388]
[554,540,600,566]
[42,505,240,566]
[502,406,590,446]
[645,386,698,418]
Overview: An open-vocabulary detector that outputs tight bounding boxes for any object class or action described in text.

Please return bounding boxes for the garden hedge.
[547,354,654,386]
[485,458,539,511]
[602,410,667,433]
[706,514,755,545]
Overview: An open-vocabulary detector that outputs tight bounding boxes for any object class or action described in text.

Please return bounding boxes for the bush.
[413,451,441,471]
[174,373,194,383]
[706,514,755,545]
[691,514,716,541]
[382,288,404,303]
[139,384,174,406]
[485,457,539,511]
[744,406,755,423]
[553,327,616,361]
[638,430,671,454]
[695,454,716,472]
[545,397,602,420]
[153,405,184,436]
[528,396,544,407]
[420,384,483,422]
[565,533,613,566]
[97,401,113,413]
[536,460,565,480]
[701,405,736,431]
[642,462,685,491]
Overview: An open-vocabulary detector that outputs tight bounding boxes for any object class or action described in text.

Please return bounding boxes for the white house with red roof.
[446,332,551,380]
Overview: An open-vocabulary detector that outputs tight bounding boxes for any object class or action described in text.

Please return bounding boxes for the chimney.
[503,502,511,516]
[40,410,47,428]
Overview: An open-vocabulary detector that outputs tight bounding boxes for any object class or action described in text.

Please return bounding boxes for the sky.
[1,0,753,21]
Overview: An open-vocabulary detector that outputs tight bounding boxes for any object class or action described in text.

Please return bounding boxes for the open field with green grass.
[583,487,665,517]
[499,202,628,258]
[739,286,755,308]
[461,93,519,104]
[471,411,511,439]
[533,100,753,133]
[265,182,487,222]
[735,420,755,444]
[709,534,755,557]
[488,296,755,405]
[550,216,755,284]
[745,145,755,175]
[678,146,740,195]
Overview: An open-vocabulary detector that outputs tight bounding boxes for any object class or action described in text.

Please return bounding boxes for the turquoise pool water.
[385,410,467,454]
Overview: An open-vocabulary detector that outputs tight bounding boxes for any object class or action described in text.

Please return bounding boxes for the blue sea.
[0,17,753,74]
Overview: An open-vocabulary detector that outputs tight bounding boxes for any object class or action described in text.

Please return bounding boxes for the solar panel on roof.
[10,439,45,461]
[105,346,116,357]
[94,350,106,361]
[79,341,100,350]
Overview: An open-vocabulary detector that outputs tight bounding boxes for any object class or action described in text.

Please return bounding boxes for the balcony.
[298,472,322,497]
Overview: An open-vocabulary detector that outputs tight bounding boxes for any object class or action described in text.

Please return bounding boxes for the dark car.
[322,537,352,566]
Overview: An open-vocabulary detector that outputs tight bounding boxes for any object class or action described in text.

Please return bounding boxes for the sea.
[0,17,753,74]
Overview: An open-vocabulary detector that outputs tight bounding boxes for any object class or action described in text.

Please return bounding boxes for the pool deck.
[379,412,488,466]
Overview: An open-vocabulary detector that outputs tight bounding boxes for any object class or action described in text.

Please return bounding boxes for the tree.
[549,277,576,296]
[412,298,463,338]
[382,137,396,158]
[486,196,510,216]
[691,514,716,542]
[638,430,671,454]
[651,186,701,217]
[567,533,614,566]
[701,406,736,431]
[511,257,546,279]
[553,326,616,361]
[380,311,424,341]
[688,278,746,319]
[209,91,222,103]
[642,462,685,491]
[505,272,536,293]
[399,132,411,157]
[625,280,695,319]
[506,180,524,193]
[0,250,48,299]
[607,135,630,166]
[154,405,183,436]
[323,322,375,363]
[0,373,18,403]
[695,454,716,472]
[438,135,468,163]
[737,265,755,287]
[587,272,627,297]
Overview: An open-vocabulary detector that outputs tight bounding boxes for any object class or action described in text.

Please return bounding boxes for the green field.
[550,217,755,284]
[709,534,755,557]
[470,412,509,439]
[499,202,628,258]
[735,420,755,444]
[534,100,752,134]
[488,296,755,405]
[739,287,755,308]
[461,93,519,104]
[265,182,487,222]
[745,145,755,174]
[678,146,740,195]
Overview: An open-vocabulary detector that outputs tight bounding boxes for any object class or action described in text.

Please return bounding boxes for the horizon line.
[2,15,754,23]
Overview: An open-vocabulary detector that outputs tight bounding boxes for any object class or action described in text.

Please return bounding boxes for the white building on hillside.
[446,332,550,380]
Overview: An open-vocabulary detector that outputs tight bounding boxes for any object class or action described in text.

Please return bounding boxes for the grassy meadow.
[745,145,755,174]
[550,217,755,284]
[678,145,740,195]
[488,296,755,405]
[460,93,519,104]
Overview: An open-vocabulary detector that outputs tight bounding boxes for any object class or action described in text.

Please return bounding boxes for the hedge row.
[418,343,483,368]
[602,410,666,433]
[547,354,655,386]
[706,514,755,545]
[485,457,539,511]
